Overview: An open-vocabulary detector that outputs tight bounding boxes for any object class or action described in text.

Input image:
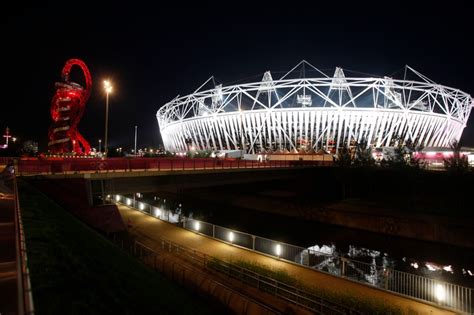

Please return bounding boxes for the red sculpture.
[48,59,92,154]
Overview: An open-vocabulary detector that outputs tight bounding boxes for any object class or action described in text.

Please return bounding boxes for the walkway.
[117,205,454,315]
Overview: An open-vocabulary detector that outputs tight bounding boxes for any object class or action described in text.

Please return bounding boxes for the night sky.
[2,0,474,151]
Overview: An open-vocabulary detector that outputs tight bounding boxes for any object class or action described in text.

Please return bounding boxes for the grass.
[18,180,223,315]
[231,259,404,314]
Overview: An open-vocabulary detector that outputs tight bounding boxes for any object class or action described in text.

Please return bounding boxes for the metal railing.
[16,157,331,175]
[114,194,473,314]
[0,156,14,165]
[113,237,281,315]
[113,233,359,314]
[13,177,35,315]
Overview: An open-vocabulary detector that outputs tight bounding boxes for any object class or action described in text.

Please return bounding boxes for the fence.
[0,156,14,165]
[13,177,35,314]
[111,232,359,314]
[15,157,332,175]
[113,194,473,314]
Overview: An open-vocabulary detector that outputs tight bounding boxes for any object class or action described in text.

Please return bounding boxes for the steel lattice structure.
[157,61,473,153]
[48,59,92,154]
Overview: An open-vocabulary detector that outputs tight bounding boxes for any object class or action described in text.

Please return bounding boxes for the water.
[130,190,474,288]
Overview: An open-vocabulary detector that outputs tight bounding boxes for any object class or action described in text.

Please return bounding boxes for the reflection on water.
[304,242,474,288]
[132,192,474,287]
[303,242,474,287]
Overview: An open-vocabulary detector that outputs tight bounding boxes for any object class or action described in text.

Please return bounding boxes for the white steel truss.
[156,61,473,153]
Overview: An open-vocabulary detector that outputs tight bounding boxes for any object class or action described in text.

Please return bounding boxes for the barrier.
[115,195,473,314]
[13,177,35,314]
[112,234,357,314]
[16,157,332,175]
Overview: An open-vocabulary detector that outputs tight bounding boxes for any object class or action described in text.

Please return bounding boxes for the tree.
[333,145,353,200]
[444,140,469,174]
[381,137,423,169]
[333,145,353,168]
[353,139,375,168]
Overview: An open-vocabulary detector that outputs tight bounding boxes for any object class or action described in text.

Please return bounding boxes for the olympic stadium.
[156,61,473,154]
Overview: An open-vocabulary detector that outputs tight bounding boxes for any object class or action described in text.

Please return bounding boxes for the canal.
[127,186,474,289]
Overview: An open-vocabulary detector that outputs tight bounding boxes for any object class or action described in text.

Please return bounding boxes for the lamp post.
[134,125,137,156]
[98,139,102,153]
[103,80,113,157]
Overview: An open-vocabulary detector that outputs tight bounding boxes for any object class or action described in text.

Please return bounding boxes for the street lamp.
[103,80,113,157]
[134,125,138,156]
[98,139,102,153]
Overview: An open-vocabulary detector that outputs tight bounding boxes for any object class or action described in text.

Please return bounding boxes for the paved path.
[118,205,454,315]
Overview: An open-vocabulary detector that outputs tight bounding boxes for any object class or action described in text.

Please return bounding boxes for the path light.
[275,244,282,257]
[126,198,132,206]
[228,231,234,243]
[435,284,446,302]
[139,202,145,211]
[194,221,201,231]
[154,207,161,218]
[115,195,121,202]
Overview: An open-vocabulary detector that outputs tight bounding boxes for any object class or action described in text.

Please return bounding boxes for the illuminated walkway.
[117,205,454,315]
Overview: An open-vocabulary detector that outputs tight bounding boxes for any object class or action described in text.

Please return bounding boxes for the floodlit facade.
[157,61,473,153]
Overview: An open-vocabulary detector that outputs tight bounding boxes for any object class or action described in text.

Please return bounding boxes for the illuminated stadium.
[156,61,473,154]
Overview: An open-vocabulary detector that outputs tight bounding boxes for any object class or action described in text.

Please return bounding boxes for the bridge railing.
[113,194,473,314]
[0,156,15,165]
[16,157,332,175]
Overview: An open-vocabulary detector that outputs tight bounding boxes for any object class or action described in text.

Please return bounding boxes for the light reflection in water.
[138,192,474,286]
[304,243,473,285]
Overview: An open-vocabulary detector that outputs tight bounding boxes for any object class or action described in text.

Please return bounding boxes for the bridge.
[15,157,330,175]
[13,157,330,207]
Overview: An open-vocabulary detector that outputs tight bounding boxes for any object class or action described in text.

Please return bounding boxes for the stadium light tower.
[103,80,113,156]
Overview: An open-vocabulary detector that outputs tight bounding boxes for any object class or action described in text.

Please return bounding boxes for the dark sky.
[2,0,474,150]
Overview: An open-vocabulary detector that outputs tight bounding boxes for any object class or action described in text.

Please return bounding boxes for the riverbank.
[18,180,224,315]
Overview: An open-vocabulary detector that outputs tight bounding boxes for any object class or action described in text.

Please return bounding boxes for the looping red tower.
[48,58,92,154]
